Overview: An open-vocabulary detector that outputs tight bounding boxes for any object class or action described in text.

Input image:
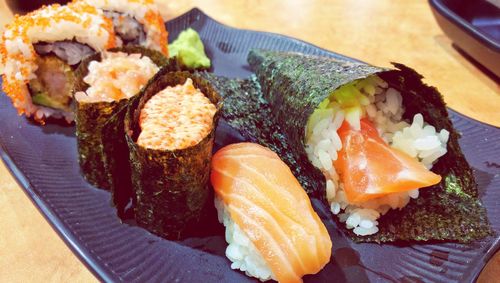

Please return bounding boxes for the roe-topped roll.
[0,2,117,123]
[125,71,222,240]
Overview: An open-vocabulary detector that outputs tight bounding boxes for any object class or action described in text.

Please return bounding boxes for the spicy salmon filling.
[74,51,159,103]
[305,75,449,236]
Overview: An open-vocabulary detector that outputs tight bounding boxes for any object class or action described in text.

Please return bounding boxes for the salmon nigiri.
[211,143,332,283]
[335,119,442,203]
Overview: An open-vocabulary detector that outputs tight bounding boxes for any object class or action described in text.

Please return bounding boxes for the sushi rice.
[305,75,450,236]
[215,197,274,282]
[0,2,116,123]
[81,0,168,56]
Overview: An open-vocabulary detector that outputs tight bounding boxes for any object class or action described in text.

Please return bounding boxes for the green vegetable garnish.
[169,28,211,69]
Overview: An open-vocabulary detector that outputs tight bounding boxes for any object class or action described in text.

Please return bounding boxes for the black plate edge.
[0,7,498,282]
[468,236,500,282]
[0,141,117,281]
[428,0,500,51]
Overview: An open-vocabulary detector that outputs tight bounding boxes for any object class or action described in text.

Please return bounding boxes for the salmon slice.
[211,143,332,283]
[334,119,442,203]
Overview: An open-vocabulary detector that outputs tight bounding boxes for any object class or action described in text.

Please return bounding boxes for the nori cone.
[74,46,175,194]
[203,49,490,242]
[124,70,222,240]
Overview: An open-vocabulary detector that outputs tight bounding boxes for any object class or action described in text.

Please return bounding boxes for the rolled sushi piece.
[124,70,222,239]
[245,49,491,242]
[81,0,168,56]
[73,47,171,197]
[0,2,117,124]
[211,142,332,283]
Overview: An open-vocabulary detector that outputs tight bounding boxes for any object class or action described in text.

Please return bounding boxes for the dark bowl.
[6,0,70,15]
[429,0,500,79]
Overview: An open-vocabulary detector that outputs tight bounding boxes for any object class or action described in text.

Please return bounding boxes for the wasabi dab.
[169,28,211,69]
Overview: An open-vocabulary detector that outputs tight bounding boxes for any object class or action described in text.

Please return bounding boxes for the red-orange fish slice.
[211,143,332,283]
[335,119,442,203]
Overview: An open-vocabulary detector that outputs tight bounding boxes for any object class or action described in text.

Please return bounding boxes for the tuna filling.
[28,55,75,112]
[104,11,146,46]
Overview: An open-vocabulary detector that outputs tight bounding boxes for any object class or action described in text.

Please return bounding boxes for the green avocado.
[31,92,69,110]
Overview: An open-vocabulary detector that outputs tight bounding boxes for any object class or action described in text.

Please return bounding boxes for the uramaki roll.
[125,70,222,239]
[0,2,117,123]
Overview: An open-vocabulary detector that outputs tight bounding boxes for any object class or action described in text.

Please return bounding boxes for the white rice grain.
[305,75,450,237]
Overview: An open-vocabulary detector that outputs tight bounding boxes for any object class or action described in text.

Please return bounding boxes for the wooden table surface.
[0,0,498,282]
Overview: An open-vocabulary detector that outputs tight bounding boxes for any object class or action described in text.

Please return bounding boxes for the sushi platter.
[0,3,499,283]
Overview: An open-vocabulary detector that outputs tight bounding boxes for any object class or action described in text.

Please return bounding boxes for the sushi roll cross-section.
[211,143,332,283]
[125,71,222,240]
[0,2,117,123]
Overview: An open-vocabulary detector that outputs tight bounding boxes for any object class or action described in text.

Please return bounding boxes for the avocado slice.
[31,91,70,110]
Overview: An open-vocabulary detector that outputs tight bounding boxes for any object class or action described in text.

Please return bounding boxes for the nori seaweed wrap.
[124,70,222,240]
[203,49,491,243]
[74,46,175,192]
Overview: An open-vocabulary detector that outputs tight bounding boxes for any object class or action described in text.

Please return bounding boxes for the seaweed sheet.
[201,49,491,243]
[124,70,222,240]
[74,46,175,194]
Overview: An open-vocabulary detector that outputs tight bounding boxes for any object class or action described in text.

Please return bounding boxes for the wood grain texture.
[0,0,498,281]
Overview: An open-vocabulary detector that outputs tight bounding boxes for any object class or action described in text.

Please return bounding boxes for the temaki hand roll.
[125,70,222,240]
[247,49,491,242]
[73,46,175,194]
[0,2,117,124]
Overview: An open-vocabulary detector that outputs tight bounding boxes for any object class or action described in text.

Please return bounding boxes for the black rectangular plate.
[0,8,499,283]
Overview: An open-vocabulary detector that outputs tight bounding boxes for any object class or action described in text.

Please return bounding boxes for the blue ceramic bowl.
[429,0,500,78]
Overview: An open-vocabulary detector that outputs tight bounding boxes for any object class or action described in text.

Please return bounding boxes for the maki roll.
[125,71,222,239]
[225,49,490,242]
[73,46,170,196]
[211,143,332,282]
[0,2,117,123]
[81,0,168,56]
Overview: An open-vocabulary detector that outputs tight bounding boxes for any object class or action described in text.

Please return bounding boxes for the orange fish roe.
[0,2,117,120]
[144,9,168,56]
[82,0,168,55]
[137,79,217,151]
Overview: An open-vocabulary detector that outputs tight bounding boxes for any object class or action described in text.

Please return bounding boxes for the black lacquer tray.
[0,8,499,283]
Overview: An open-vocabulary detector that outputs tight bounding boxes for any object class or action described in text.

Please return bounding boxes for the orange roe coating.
[0,2,117,119]
[101,16,117,49]
[144,9,168,56]
[137,79,216,150]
